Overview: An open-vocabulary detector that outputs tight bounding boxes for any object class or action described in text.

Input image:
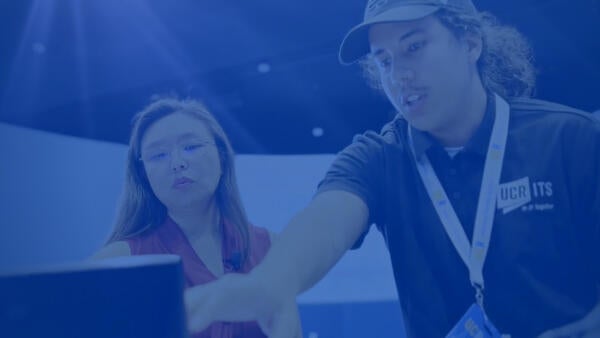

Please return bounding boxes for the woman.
[94,97,296,337]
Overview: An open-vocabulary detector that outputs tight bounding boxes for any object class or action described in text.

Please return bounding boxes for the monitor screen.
[0,254,188,338]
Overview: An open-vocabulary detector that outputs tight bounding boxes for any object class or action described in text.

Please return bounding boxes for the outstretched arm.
[185,189,369,335]
[255,189,369,296]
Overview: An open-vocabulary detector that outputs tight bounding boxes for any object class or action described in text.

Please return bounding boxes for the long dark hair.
[360,8,536,98]
[108,97,251,264]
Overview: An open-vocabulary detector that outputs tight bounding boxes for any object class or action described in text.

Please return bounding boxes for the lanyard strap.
[409,94,510,299]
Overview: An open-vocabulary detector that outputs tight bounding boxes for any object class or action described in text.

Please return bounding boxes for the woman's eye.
[149,152,168,161]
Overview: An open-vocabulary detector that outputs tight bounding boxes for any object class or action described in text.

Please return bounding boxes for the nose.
[390,62,414,86]
[170,150,189,172]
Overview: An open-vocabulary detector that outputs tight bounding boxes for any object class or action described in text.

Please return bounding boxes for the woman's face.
[139,112,222,211]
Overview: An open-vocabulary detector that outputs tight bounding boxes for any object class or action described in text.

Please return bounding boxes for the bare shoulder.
[91,241,131,259]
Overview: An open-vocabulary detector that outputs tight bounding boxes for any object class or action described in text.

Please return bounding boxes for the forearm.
[255,209,351,295]
[250,190,369,299]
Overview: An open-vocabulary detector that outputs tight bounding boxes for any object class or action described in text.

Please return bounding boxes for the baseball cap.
[339,0,478,65]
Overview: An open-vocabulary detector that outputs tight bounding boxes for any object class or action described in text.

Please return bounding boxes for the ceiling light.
[257,62,271,73]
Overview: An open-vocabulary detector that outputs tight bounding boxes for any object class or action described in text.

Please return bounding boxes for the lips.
[172,176,194,188]
[400,92,427,113]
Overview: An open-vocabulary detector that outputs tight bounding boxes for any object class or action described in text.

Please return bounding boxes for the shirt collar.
[410,93,496,158]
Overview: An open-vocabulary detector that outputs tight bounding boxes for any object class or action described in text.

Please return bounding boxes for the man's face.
[368,15,481,134]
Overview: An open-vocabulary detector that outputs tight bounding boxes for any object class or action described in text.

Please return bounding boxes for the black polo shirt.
[317,94,600,337]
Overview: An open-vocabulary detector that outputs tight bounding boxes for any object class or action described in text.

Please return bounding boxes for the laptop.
[0,254,189,338]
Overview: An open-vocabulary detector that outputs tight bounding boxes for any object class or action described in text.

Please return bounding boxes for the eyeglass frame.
[138,140,217,166]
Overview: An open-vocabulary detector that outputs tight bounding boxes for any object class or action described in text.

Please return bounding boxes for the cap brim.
[338,5,440,65]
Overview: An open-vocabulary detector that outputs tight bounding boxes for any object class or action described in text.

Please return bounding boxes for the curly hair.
[360,8,536,98]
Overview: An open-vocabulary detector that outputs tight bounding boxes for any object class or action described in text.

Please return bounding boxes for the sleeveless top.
[127,217,271,338]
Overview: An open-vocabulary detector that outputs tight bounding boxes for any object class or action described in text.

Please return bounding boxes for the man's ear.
[463,32,483,63]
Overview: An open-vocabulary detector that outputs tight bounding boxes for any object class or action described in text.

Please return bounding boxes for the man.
[186,0,600,337]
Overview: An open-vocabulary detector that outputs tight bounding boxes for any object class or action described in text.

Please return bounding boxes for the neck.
[168,198,221,240]
[431,81,488,147]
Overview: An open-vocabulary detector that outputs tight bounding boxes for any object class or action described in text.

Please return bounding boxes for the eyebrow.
[143,133,209,150]
[372,28,425,57]
[177,133,207,142]
[143,139,167,151]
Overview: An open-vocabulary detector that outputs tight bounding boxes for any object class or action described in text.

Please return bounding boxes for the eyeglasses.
[139,141,216,165]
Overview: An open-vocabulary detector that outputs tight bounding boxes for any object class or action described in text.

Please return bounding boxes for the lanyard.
[409,94,510,307]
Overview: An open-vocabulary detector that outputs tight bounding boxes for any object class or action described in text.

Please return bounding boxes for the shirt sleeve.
[316,130,386,249]
[567,114,600,284]
[587,120,600,284]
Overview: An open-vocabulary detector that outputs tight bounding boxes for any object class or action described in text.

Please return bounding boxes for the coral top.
[128,217,271,338]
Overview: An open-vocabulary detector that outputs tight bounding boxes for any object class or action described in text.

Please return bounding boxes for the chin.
[168,197,208,210]
[406,116,434,132]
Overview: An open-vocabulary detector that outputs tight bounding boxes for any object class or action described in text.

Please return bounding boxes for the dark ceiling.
[1,0,599,154]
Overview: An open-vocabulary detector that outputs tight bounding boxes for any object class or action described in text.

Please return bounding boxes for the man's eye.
[183,144,203,152]
[407,41,425,53]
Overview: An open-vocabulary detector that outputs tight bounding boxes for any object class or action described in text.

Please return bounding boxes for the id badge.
[446,303,502,338]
